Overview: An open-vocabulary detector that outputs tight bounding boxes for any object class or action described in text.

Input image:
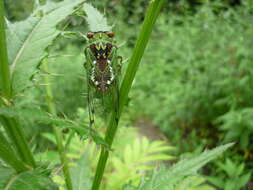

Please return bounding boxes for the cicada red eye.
[107,32,115,38]
[87,32,94,39]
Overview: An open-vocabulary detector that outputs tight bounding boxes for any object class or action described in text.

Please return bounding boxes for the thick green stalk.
[0,0,36,168]
[91,0,165,189]
[0,0,11,99]
[42,60,73,190]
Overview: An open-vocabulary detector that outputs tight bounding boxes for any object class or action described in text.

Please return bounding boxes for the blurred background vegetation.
[4,0,253,189]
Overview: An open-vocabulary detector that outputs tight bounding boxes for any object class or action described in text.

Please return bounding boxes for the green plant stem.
[42,60,73,190]
[0,0,11,100]
[0,0,36,169]
[91,0,165,189]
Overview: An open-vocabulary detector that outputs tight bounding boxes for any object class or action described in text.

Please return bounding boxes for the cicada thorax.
[89,41,116,93]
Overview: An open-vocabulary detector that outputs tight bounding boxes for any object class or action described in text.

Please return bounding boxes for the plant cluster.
[128,0,253,188]
[0,0,238,190]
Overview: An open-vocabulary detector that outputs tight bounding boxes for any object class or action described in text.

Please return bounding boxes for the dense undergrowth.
[47,1,253,189]
[1,0,252,189]
[43,1,253,188]
[39,2,253,187]
[130,0,253,184]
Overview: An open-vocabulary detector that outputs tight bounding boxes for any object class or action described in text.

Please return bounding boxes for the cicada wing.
[87,79,95,129]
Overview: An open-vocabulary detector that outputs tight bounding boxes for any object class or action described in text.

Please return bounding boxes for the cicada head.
[86,31,115,43]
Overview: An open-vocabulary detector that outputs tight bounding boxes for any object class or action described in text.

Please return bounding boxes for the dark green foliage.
[0,166,57,190]
[124,143,233,190]
[131,1,253,151]
[207,158,251,190]
[125,1,253,187]
[15,0,250,187]
[2,0,252,189]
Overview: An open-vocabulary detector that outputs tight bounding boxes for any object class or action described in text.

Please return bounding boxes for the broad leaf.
[70,154,92,190]
[83,3,112,32]
[6,0,85,94]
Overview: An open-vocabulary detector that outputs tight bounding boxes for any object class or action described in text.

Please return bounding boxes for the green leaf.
[0,106,89,136]
[136,143,233,190]
[35,150,60,166]
[207,177,224,188]
[70,154,92,190]
[83,3,112,32]
[238,173,251,188]
[0,167,57,190]
[176,176,215,190]
[224,181,235,190]
[0,166,14,189]
[0,132,28,172]
[6,0,85,94]
[240,130,249,148]
[108,137,175,190]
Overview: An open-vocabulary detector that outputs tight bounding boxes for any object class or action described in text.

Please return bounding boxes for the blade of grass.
[91,0,165,189]
[42,59,73,190]
[0,0,36,169]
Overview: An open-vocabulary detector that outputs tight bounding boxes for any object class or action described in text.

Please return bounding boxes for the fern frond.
[134,143,233,190]
[107,136,175,190]
[48,125,175,190]
[175,176,215,190]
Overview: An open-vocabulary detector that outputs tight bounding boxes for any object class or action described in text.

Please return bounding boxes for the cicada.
[84,31,121,128]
